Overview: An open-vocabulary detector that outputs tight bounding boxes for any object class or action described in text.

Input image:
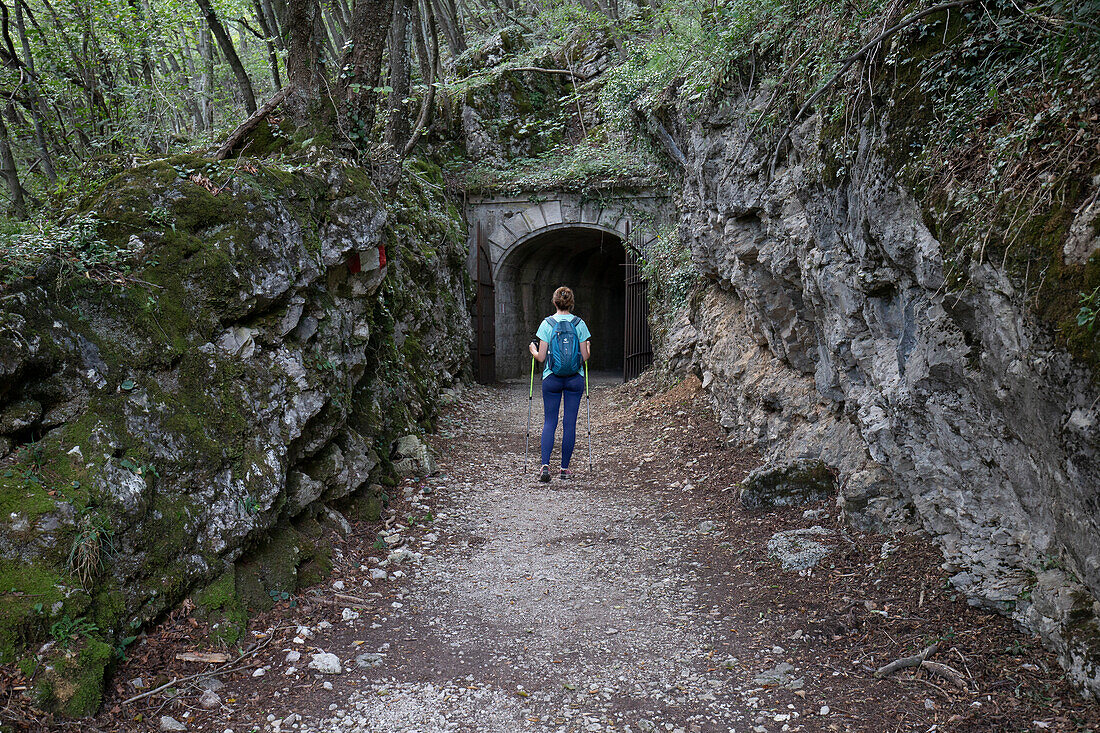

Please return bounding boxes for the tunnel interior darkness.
[495,227,626,379]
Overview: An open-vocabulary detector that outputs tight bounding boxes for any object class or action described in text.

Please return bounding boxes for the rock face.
[0,158,470,714]
[666,107,1100,696]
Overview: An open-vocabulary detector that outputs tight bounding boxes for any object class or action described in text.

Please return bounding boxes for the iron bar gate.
[475,222,496,384]
[623,225,653,382]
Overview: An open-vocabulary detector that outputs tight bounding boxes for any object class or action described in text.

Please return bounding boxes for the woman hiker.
[528,286,591,483]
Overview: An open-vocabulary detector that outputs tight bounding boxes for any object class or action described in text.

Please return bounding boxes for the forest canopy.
[0,0,1095,284]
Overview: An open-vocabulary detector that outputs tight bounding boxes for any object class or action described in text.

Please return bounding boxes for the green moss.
[739,459,837,510]
[88,583,125,636]
[0,562,65,663]
[193,571,248,647]
[32,635,112,718]
[0,467,58,520]
[343,487,383,522]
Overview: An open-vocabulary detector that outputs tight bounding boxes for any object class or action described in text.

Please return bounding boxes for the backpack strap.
[544,316,556,330]
[570,316,580,326]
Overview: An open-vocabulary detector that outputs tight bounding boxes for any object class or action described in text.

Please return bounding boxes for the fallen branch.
[333,592,372,605]
[874,642,939,678]
[645,112,688,169]
[506,66,581,78]
[922,660,969,691]
[214,84,292,161]
[121,632,276,705]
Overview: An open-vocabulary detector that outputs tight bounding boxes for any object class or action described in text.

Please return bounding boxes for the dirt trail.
[71,377,1097,733]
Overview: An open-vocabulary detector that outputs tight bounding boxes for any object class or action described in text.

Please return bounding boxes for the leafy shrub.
[0,214,143,287]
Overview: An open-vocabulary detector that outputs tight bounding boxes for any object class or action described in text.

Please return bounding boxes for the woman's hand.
[528,340,539,358]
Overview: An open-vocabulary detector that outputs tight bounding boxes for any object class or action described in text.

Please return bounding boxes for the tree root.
[874,642,970,692]
[874,643,939,678]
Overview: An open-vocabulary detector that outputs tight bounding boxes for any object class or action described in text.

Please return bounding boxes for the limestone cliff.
[0,158,470,715]
[660,75,1100,700]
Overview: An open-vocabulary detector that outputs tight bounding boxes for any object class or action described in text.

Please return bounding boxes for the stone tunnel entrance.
[465,191,668,383]
[495,226,628,379]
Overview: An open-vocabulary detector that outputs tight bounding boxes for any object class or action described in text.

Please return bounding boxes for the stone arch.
[466,191,668,381]
[484,200,659,281]
[495,225,630,378]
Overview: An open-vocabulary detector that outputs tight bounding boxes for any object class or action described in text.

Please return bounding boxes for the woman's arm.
[581,340,591,361]
[528,339,549,362]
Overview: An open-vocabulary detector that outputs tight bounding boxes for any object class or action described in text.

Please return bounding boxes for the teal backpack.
[545,316,583,377]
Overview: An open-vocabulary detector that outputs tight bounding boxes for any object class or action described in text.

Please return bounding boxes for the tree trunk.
[0,110,26,219]
[195,0,258,114]
[252,0,282,89]
[285,0,324,120]
[315,4,337,67]
[11,0,56,182]
[332,0,352,32]
[385,0,411,149]
[431,0,465,56]
[402,0,437,157]
[166,50,205,131]
[262,0,285,49]
[197,23,214,129]
[340,0,396,144]
[324,4,346,50]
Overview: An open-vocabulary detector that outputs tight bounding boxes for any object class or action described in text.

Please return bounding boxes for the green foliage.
[49,616,99,649]
[463,137,665,192]
[236,495,263,515]
[900,0,1099,249]
[0,214,141,286]
[67,510,115,589]
[1079,288,1100,333]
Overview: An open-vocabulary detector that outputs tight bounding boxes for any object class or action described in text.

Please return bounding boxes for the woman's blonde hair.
[552,286,575,312]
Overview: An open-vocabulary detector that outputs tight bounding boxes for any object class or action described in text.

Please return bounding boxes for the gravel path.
[299,378,758,733]
[80,376,1097,733]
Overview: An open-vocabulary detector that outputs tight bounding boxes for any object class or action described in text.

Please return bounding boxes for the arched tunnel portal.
[494,226,631,379]
[466,192,668,383]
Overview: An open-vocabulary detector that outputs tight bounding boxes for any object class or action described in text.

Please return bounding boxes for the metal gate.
[474,223,496,384]
[623,239,653,382]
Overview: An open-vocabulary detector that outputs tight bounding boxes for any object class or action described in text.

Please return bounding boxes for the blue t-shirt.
[536,314,591,378]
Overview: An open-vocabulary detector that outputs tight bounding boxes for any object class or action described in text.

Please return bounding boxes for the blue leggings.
[541,373,586,468]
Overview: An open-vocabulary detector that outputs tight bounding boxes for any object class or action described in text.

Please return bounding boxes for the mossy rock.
[192,571,248,648]
[31,635,112,718]
[739,459,838,510]
[232,518,333,612]
[0,562,66,664]
[343,486,384,522]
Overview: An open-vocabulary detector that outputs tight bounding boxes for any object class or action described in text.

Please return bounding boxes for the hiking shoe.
[538,465,551,483]
[560,468,573,481]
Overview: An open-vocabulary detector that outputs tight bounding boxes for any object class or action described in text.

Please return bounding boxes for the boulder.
[308,652,343,674]
[392,434,437,476]
[739,459,837,510]
[767,526,834,572]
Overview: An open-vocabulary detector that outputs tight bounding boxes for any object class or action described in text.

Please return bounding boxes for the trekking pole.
[585,365,592,471]
[524,355,535,475]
